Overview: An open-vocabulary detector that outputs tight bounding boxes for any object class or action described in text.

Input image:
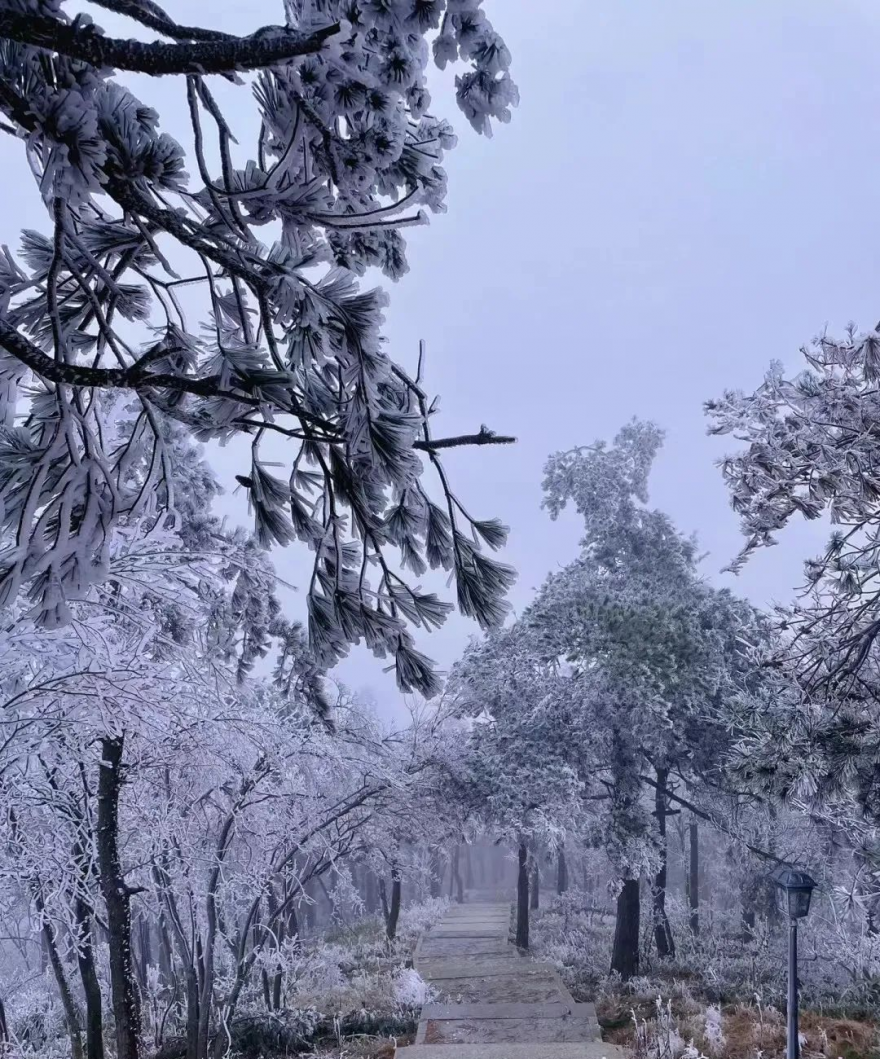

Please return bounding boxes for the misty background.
[5,0,877,712]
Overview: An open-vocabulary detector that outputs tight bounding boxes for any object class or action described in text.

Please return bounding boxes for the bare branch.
[414,428,517,452]
[86,0,234,42]
[0,12,340,77]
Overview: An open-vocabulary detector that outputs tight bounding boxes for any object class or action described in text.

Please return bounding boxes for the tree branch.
[639,774,788,869]
[87,0,234,43]
[0,315,229,398]
[0,12,339,77]
[414,427,517,451]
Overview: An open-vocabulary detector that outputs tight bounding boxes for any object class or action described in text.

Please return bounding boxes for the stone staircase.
[397,901,627,1059]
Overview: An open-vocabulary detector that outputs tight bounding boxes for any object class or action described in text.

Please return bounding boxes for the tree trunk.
[274,904,296,1011]
[451,845,464,904]
[265,883,285,1012]
[365,869,379,914]
[97,736,141,1059]
[611,878,640,980]
[36,890,84,1059]
[302,880,317,929]
[428,849,444,899]
[380,864,402,941]
[741,869,776,942]
[135,914,152,993]
[529,855,540,910]
[463,844,474,890]
[688,820,699,935]
[178,963,199,1059]
[556,846,568,895]
[156,905,175,991]
[652,767,675,959]
[74,893,105,1059]
[516,840,529,949]
[741,873,760,942]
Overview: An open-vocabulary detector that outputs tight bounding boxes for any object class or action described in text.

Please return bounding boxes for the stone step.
[436,916,509,922]
[416,957,558,979]
[422,1002,598,1021]
[416,959,571,993]
[397,1044,627,1059]
[418,1016,602,1045]
[444,906,512,914]
[426,972,572,1006]
[419,939,514,957]
[444,909,510,916]
[416,1001,600,1046]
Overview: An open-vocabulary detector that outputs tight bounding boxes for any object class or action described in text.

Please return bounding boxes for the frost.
[392,966,433,1008]
[0,0,518,696]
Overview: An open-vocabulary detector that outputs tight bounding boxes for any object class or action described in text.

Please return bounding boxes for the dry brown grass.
[312,1031,415,1058]
[597,993,879,1059]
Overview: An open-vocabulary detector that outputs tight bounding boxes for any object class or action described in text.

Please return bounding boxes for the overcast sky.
[7,0,880,714]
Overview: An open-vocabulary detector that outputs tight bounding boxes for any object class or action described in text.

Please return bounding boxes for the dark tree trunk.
[365,870,379,914]
[74,894,105,1059]
[264,886,281,1012]
[611,878,640,980]
[302,880,317,929]
[741,870,776,942]
[183,968,199,1059]
[380,864,402,941]
[741,904,756,942]
[136,915,152,991]
[155,914,177,1012]
[463,844,474,890]
[529,856,540,910]
[429,850,444,899]
[97,736,141,1059]
[451,846,464,904]
[274,905,296,1012]
[37,890,84,1059]
[516,840,529,950]
[688,820,699,935]
[652,767,675,960]
[556,846,568,895]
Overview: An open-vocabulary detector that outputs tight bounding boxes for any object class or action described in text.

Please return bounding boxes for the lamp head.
[772,866,817,919]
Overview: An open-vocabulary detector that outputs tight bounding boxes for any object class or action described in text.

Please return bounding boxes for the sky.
[5,0,880,714]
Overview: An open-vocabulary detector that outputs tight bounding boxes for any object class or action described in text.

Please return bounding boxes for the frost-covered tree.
[448,626,582,948]
[0,588,457,1059]
[0,405,338,1058]
[707,326,880,913]
[707,325,880,691]
[522,420,769,977]
[0,0,518,694]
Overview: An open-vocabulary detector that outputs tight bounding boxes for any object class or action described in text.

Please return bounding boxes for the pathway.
[396,898,627,1059]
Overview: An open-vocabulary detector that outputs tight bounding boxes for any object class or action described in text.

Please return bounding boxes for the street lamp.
[772,866,817,1059]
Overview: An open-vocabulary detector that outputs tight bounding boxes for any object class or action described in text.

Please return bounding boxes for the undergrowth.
[531,889,880,1059]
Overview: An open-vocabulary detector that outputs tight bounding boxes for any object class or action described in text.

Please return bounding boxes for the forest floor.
[530,894,880,1059]
[218,900,443,1059]
[596,988,879,1059]
[311,1036,410,1058]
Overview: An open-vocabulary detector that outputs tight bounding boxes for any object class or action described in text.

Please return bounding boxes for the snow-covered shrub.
[703,1005,725,1056]
[395,897,449,949]
[632,998,688,1059]
[529,888,615,994]
[392,967,435,1009]
[4,980,68,1059]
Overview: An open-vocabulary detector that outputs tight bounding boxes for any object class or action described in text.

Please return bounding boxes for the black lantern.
[771,865,817,1059]
[772,866,816,919]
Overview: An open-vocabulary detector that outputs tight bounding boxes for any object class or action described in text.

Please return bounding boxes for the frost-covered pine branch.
[0,0,520,694]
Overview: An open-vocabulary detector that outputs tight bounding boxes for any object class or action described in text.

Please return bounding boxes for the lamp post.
[772,866,816,1059]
